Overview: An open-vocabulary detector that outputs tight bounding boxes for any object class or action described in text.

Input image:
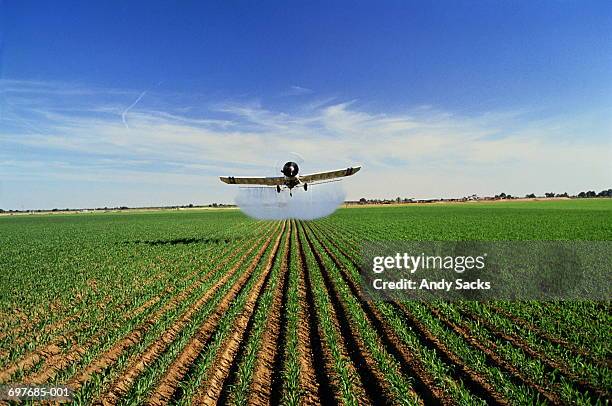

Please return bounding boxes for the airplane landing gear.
[276,185,281,194]
[303,183,308,191]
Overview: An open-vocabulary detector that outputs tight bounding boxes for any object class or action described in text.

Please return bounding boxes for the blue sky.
[1,1,611,209]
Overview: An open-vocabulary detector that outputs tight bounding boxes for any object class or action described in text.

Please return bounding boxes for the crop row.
[313,217,611,405]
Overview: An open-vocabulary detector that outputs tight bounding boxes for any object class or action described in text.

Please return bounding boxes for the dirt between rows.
[487,304,611,368]
[304,222,435,406]
[188,222,287,405]
[0,221,265,363]
[296,222,370,405]
[93,223,282,405]
[456,305,611,403]
[145,222,284,405]
[316,221,612,404]
[23,326,119,386]
[0,307,85,367]
[310,221,508,406]
[0,343,63,384]
[66,225,275,395]
[425,304,563,405]
[7,292,159,386]
[292,222,324,405]
[0,229,252,383]
[246,221,292,406]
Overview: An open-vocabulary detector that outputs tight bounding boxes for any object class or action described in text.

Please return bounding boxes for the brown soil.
[93,223,281,405]
[304,221,450,406]
[26,345,88,385]
[292,221,324,405]
[246,221,292,406]
[316,222,609,400]
[0,222,265,368]
[295,222,370,406]
[7,217,609,406]
[0,241,236,380]
[0,343,63,384]
[487,304,611,368]
[187,222,286,405]
[308,221,508,406]
[67,225,275,393]
[0,310,79,354]
[457,306,611,402]
[425,304,563,405]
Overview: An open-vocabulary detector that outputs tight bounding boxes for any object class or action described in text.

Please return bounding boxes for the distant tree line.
[0,203,237,214]
[358,197,415,205]
[350,188,611,205]
[498,189,610,200]
[3,189,611,213]
[577,189,612,198]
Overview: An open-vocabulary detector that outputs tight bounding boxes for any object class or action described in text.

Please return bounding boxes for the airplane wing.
[299,166,361,184]
[219,176,285,186]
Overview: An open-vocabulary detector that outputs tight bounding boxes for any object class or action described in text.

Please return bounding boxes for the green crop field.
[0,199,610,405]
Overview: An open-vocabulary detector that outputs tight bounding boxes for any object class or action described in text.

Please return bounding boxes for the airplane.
[220,161,361,196]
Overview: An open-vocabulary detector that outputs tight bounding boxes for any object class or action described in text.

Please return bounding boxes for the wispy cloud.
[121,90,147,129]
[281,85,314,96]
[1,79,610,209]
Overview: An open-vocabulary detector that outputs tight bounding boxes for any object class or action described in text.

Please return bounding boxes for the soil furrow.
[267,220,293,406]
[94,223,280,405]
[300,222,400,405]
[487,304,611,368]
[425,304,563,405]
[0,308,84,348]
[0,343,63,384]
[295,221,337,405]
[456,306,611,402]
[146,221,283,405]
[66,225,273,393]
[296,221,369,405]
[17,288,174,384]
[310,221,508,405]
[0,235,240,353]
[3,221,262,347]
[320,222,608,403]
[0,232,251,384]
[188,222,286,405]
[290,220,324,405]
[24,328,110,385]
[244,221,291,406]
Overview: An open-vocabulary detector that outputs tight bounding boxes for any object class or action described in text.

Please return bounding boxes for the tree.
[526,193,536,198]
[359,198,367,204]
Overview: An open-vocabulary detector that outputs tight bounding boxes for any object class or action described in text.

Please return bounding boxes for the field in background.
[0,200,610,405]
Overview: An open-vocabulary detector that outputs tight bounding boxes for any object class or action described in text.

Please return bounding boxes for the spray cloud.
[235,182,346,220]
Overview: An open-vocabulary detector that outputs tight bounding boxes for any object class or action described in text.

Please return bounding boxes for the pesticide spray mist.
[235,182,346,220]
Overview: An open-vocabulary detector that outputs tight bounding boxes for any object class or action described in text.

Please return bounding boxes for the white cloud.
[281,85,314,96]
[1,80,610,208]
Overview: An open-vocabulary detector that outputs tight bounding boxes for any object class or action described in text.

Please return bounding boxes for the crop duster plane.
[220,161,361,196]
